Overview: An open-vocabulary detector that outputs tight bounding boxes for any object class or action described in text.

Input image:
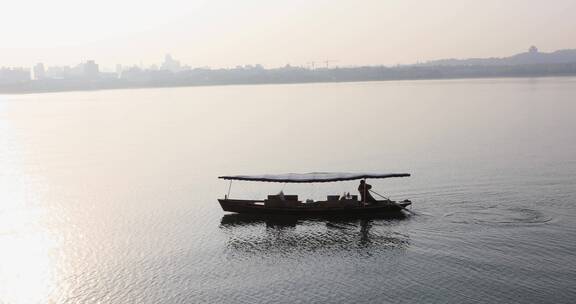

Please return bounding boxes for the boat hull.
[218,199,410,216]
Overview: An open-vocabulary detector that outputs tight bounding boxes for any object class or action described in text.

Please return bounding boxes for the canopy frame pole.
[362,178,367,205]
[226,180,233,199]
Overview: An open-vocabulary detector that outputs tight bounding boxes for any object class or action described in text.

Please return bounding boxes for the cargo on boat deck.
[265,194,300,208]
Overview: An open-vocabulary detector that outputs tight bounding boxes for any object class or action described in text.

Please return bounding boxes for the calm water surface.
[1,78,575,303]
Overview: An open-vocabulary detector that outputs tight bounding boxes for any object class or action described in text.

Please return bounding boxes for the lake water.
[1,78,575,303]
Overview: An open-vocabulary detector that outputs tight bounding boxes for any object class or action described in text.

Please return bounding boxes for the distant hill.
[418,47,576,66]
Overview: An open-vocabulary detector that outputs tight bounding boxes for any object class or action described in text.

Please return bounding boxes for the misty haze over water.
[1,78,575,303]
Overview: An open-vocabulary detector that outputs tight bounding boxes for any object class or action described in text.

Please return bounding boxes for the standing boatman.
[358,179,377,203]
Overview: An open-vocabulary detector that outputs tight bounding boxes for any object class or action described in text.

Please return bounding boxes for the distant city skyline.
[2,47,576,94]
[2,45,576,73]
[3,44,575,72]
[2,0,576,68]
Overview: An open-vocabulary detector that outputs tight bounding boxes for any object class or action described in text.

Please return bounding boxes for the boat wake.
[444,204,552,226]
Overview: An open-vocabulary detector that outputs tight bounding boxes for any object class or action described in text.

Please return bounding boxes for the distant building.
[120,66,151,82]
[529,46,539,53]
[33,63,46,80]
[0,67,31,84]
[46,66,73,79]
[83,60,100,79]
[115,64,123,78]
[161,54,181,72]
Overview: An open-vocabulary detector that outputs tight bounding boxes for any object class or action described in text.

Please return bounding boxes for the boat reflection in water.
[219,214,410,257]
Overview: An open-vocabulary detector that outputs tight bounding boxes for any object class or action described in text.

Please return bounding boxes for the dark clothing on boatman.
[358,180,377,203]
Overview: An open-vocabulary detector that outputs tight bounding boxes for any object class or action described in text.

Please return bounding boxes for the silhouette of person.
[358,180,377,203]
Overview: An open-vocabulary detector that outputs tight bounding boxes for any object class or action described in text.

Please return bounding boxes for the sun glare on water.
[0,119,60,304]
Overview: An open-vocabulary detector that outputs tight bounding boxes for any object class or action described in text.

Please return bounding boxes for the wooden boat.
[218,172,412,216]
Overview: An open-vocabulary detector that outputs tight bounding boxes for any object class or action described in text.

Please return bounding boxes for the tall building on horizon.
[161,54,181,72]
[33,63,46,80]
[83,60,100,79]
[115,64,123,78]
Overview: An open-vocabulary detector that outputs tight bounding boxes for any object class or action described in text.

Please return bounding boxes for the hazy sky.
[2,0,575,69]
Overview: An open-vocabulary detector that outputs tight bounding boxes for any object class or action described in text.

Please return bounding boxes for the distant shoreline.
[3,47,576,95]
[2,72,575,95]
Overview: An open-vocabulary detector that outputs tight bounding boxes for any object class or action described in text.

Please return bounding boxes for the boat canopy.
[218,172,410,183]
